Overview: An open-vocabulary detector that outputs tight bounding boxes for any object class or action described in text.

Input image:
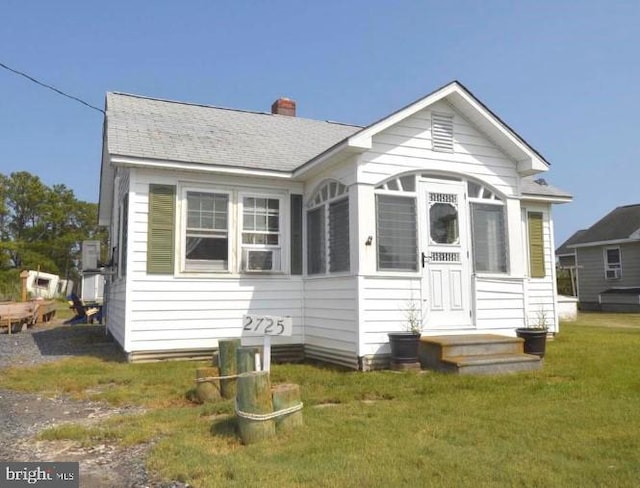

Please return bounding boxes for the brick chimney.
[271,97,296,116]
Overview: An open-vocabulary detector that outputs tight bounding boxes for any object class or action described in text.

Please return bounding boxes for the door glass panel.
[430,202,459,244]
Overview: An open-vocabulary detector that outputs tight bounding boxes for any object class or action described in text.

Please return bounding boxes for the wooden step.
[440,353,542,375]
[419,334,542,375]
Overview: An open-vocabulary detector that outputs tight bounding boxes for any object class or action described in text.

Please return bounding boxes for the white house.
[98,81,571,368]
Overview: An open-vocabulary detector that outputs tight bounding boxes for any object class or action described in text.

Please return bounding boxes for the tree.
[0,171,106,279]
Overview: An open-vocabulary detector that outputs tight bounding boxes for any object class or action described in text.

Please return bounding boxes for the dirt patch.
[0,320,188,487]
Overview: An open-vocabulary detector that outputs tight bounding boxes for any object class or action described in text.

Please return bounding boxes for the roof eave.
[345,81,550,176]
[569,238,640,249]
[111,155,293,179]
[97,109,113,227]
[520,194,573,204]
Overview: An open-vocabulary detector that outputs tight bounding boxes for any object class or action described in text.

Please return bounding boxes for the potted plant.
[388,300,423,369]
[516,309,549,358]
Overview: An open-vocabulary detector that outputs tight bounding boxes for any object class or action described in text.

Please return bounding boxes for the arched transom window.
[307,181,350,275]
[373,174,508,273]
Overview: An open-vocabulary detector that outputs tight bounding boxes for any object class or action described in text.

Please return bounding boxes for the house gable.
[344,81,549,177]
[569,204,640,248]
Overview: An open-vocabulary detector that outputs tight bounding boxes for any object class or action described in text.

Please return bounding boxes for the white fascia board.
[98,136,114,227]
[568,238,640,249]
[451,90,549,175]
[520,195,573,204]
[517,158,549,176]
[111,155,293,180]
[349,84,459,147]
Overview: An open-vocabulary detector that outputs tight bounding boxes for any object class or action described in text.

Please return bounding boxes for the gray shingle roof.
[521,176,571,199]
[105,92,570,201]
[570,204,640,246]
[555,229,587,255]
[106,92,361,172]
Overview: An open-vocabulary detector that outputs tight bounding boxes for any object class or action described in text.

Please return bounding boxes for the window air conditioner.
[244,249,275,272]
[606,268,621,280]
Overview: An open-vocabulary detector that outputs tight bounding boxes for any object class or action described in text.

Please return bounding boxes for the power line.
[0,60,104,115]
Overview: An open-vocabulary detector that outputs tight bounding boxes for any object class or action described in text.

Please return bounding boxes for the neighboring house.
[98,80,571,368]
[565,204,640,312]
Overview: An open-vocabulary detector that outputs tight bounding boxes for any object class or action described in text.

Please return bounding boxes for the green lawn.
[2,313,640,487]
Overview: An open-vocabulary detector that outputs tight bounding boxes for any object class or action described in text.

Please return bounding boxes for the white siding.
[107,280,127,347]
[128,277,304,351]
[105,167,130,349]
[359,276,421,356]
[303,276,358,353]
[474,277,526,331]
[522,204,559,332]
[122,168,305,353]
[358,101,519,196]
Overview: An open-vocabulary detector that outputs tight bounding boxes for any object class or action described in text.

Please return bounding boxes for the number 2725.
[243,316,286,335]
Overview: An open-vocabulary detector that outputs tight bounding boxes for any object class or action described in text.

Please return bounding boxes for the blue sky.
[1,0,638,245]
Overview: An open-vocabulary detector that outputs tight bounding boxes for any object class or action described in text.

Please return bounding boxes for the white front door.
[420,179,471,328]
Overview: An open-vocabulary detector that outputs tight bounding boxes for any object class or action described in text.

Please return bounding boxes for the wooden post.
[195,367,220,403]
[218,339,241,399]
[237,346,260,374]
[20,270,29,302]
[236,370,275,445]
[272,383,303,433]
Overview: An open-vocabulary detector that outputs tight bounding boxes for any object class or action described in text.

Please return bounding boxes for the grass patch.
[2,313,640,486]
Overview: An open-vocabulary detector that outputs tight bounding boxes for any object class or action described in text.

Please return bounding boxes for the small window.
[604,247,621,280]
[36,278,50,289]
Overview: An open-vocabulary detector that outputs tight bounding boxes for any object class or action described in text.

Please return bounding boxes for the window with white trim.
[307,181,349,275]
[241,196,282,272]
[185,191,229,271]
[179,186,287,274]
[468,181,507,273]
[375,175,418,271]
[604,247,621,280]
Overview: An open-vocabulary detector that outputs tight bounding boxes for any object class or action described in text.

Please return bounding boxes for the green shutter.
[528,212,545,278]
[290,194,303,275]
[147,184,176,274]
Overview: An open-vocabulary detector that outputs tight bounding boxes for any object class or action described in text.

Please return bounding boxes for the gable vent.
[431,113,454,152]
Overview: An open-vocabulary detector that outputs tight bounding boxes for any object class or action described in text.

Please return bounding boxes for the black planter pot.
[515,328,548,358]
[388,332,421,365]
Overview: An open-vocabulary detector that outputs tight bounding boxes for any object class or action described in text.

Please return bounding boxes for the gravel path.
[0,322,188,488]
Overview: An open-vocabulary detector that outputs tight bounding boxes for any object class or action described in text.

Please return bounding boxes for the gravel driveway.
[0,322,187,488]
